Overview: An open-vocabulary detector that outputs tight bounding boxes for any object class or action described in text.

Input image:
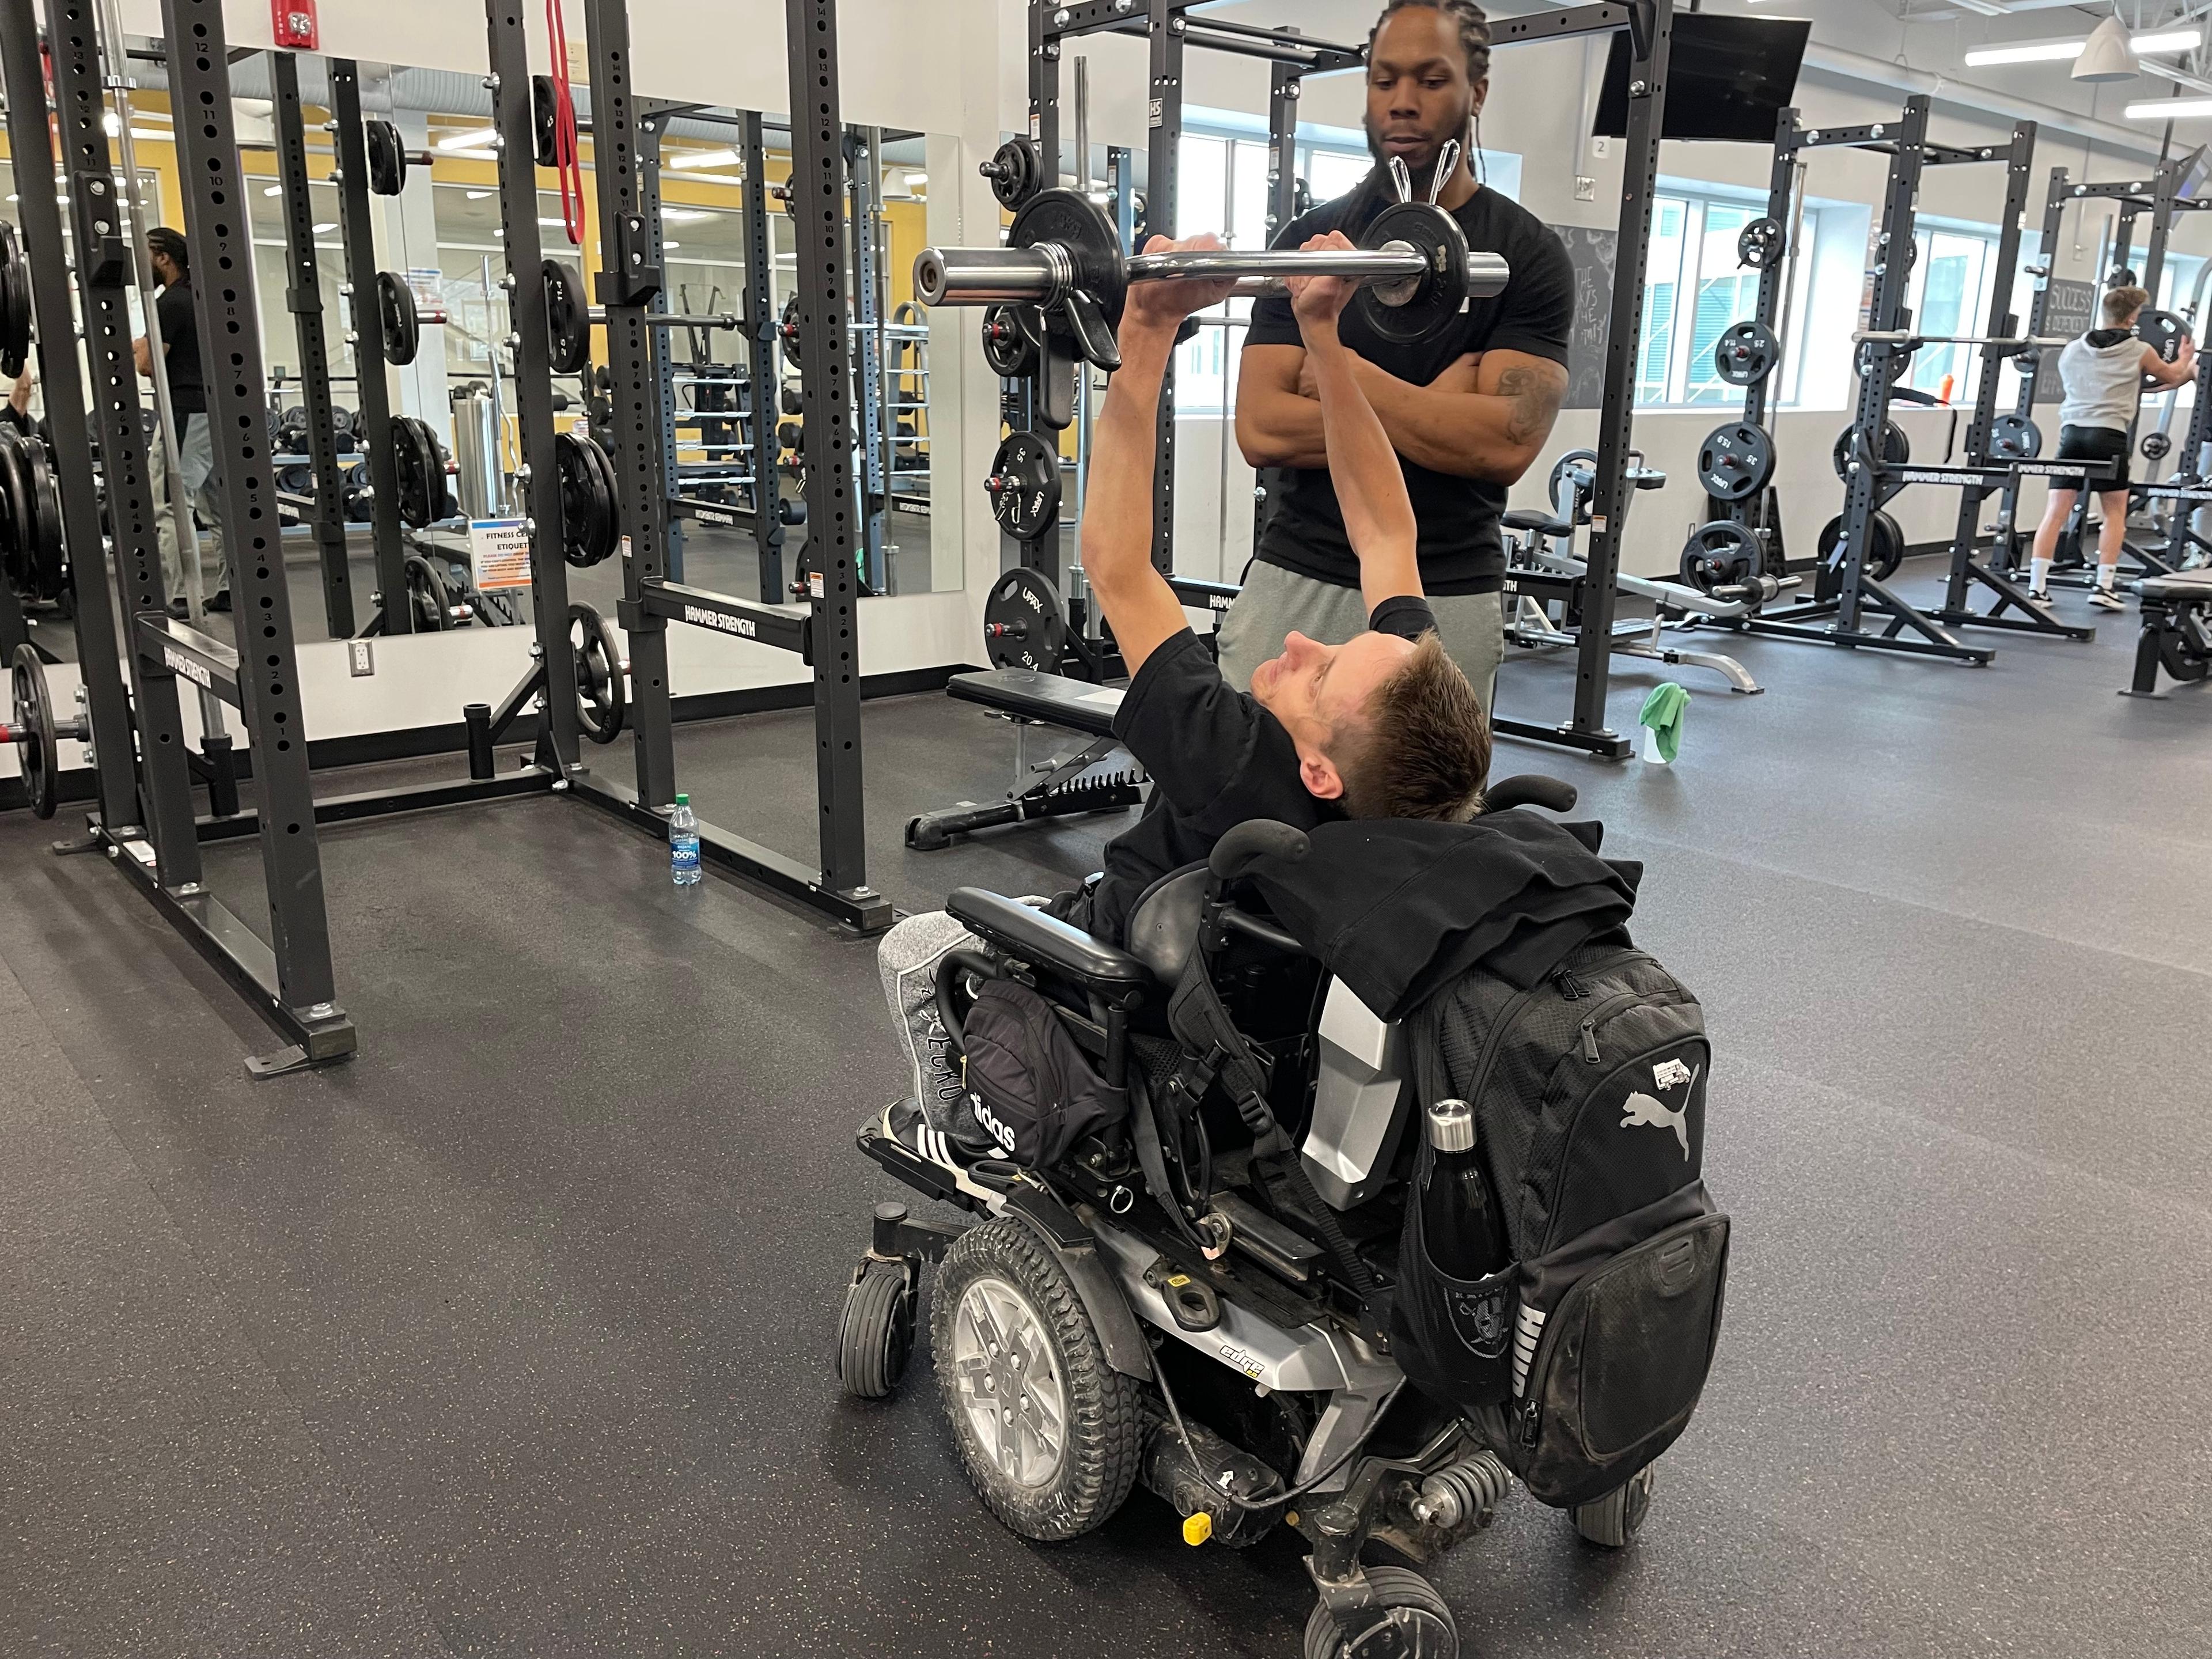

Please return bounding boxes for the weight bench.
[904,668,1146,850]
[2121,570,2212,697]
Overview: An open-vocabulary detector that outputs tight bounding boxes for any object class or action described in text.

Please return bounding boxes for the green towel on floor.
[1639,681,1688,763]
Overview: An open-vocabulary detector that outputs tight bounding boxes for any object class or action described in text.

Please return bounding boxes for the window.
[2156,252,2208,317]
[1637,190,1777,407]
[1903,222,2008,399]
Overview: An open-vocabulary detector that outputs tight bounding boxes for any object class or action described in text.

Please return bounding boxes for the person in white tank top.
[2027,285,2197,609]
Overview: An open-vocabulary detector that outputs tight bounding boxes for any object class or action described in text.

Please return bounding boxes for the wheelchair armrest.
[1484,773,1578,814]
[946,888,1154,987]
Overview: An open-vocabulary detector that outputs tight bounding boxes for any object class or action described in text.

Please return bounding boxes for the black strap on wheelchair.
[1168,954,1379,1301]
[1126,1071,1211,1253]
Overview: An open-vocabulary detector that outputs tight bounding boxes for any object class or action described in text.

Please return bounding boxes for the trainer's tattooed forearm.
[1493,361,1569,447]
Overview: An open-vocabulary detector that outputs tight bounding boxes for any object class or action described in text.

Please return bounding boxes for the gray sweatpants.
[1214,561,1504,713]
[152,411,228,603]
[877,909,988,1143]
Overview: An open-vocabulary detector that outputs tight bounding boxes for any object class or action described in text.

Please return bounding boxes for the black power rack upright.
[2,0,355,1074]
[994,0,1675,760]
[1984,161,2212,592]
[1721,98,2079,666]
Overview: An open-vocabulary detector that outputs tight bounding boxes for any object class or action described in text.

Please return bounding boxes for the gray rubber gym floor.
[3,567,2207,1658]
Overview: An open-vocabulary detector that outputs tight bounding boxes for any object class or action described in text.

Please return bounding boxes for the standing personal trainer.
[1231,0,1574,706]
[2026,284,2196,611]
[135,226,228,613]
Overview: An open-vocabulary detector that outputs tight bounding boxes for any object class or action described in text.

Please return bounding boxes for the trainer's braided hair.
[1367,0,1493,84]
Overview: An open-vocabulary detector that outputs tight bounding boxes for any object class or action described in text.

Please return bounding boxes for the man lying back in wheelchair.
[847,232,1722,1655]
[879,232,1493,1162]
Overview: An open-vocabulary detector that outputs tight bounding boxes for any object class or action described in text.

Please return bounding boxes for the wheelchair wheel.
[1570,1461,1657,1548]
[930,1217,1142,1542]
[835,1255,917,1401]
[1303,1567,1458,1659]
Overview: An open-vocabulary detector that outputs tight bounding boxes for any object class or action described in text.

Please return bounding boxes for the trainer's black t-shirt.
[1090,596,1438,946]
[1245,175,1574,596]
[156,279,206,415]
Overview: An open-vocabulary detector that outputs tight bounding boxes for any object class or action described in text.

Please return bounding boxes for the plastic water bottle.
[669,793,701,887]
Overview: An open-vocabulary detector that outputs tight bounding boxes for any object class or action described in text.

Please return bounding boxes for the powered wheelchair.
[834,775,1660,1659]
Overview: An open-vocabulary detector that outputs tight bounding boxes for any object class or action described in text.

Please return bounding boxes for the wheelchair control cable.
[1147,1347,1408,1514]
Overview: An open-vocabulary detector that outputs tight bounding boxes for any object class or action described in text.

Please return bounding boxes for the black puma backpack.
[1391,941,1730,1509]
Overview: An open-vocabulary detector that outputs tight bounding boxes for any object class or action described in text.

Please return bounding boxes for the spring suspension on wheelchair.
[1410,1450,1513,1532]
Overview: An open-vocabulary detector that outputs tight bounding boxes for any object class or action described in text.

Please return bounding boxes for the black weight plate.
[544,259,590,375]
[569,601,627,744]
[1678,520,1760,596]
[0,221,29,379]
[532,75,560,170]
[1696,422,1775,503]
[1713,320,1779,387]
[1737,216,1785,270]
[403,553,454,631]
[779,295,802,366]
[1546,448,1598,521]
[10,642,58,820]
[1815,509,1906,593]
[2159,605,2212,683]
[376,271,419,366]
[1988,412,2041,463]
[331,406,355,435]
[1008,188,1127,330]
[983,567,1067,674]
[0,426,30,584]
[556,429,620,567]
[981,304,1041,378]
[389,415,442,529]
[1832,419,1910,479]
[2143,430,2174,463]
[984,430,1061,540]
[1358,199,1472,347]
[21,437,65,601]
[2138,308,2191,391]
[984,135,1044,214]
[365,119,407,196]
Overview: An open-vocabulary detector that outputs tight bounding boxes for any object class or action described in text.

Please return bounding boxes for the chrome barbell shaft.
[913,242,1510,307]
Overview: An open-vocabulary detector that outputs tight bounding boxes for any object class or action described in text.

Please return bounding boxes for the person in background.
[1231,0,1574,709]
[2028,283,2197,612]
[135,226,228,614]
[1,356,36,434]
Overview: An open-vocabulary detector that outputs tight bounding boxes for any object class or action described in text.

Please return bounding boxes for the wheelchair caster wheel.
[835,1255,917,1400]
[1303,1566,1458,1659]
[1571,1461,1656,1548]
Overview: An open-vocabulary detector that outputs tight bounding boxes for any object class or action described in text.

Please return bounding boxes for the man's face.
[149,246,177,285]
[1251,630,1413,801]
[1365,7,1486,176]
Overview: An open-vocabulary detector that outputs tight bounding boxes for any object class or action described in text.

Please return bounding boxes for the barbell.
[3,644,85,820]
[914,188,1508,341]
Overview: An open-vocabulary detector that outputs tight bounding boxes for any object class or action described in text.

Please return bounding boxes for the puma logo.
[1621,1061,1700,1158]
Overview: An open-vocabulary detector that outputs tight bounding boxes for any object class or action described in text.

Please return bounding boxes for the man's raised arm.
[1080,237,1237,677]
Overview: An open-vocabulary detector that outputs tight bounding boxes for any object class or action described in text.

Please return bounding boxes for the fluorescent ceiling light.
[667,147,740,171]
[312,221,337,232]
[538,216,567,228]
[436,128,498,151]
[466,189,494,200]
[443,149,497,162]
[128,128,169,143]
[903,171,927,188]
[2126,96,2212,119]
[263,184,283,196]
[663,241,681,249]
[103,111,119,136]
[1965,26,2202,70]
[664,208,714,222]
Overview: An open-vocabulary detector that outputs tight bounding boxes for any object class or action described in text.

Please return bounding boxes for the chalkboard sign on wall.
[2034,279,2097,403]
[1550,224,1619,411]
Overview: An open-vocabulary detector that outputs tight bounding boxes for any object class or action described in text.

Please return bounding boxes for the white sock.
[2031,556,2052,593]
[2097,562,2118,592]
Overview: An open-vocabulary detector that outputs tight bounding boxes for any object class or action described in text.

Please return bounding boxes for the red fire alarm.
[271,1,319,51]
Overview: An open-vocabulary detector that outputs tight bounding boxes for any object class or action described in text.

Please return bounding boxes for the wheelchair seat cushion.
[1124,863,1208,986]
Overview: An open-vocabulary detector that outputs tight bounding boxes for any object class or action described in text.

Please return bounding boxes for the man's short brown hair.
[1334,632,1490,821]
[2105,285,2149,327]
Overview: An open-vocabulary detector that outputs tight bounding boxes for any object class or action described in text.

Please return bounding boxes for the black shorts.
[2055,423,2130,491]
